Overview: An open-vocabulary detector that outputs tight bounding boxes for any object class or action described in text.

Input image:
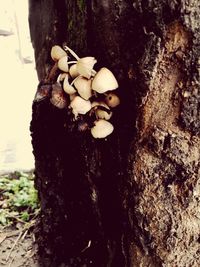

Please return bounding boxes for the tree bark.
[29,0,200,266]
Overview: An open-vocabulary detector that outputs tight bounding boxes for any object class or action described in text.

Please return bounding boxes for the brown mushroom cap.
[105,92,120,108]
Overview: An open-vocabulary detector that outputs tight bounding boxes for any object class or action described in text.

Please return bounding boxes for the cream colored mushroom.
[92,67,118,94]
[105,92,120,108]
[91,120,114,138]
[63,74,76,95]
[57,73,67,83]
[76,57,97,79]
[69,64,79,78]
[74,76,92,100]
[95,102,112,120]
[51,45,67,61]
[58,56,69,72]
[70,96,92,119]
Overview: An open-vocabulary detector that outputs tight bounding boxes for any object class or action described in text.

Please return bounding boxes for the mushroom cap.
[91,120,114,138]
[69,64,79,78]
[57,73,67,83]
[95,102,112,120]
[70,96,92,118]
[92,67,118,94]
[74,76,92,100]
[58,56,69,72]
[105,92,120,108]
[50,83,67,109]
[51,45,67,61]
[76,57,97,79]
[63,74,76,95]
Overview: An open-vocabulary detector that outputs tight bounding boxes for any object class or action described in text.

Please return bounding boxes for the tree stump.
[29,1,200,266]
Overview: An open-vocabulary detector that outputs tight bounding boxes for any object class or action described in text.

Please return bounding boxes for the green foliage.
[0,171,39,226]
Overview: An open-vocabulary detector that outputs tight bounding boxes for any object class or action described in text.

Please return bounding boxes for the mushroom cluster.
[49,45,120,138]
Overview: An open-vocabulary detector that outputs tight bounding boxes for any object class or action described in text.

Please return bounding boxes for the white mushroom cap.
[58,56,69,72]
[95,103,112,120]
[91,120,114,138]
[63,74,76,95]
[105,92,120,108]
[74,76,92,100]
[51,45,67,61]
[92,67,118,94]
[70,96,92,119]
[91,101,99,108]
[76,57,97,79]
[69,64,79,78]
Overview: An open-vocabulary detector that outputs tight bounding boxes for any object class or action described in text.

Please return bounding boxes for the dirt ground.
[0,225,39,267]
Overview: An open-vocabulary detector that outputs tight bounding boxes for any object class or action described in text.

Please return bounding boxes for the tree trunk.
[29,1,200,266]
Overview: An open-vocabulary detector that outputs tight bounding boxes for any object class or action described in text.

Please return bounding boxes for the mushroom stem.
[63,46,80,60]
[57,74,62,83]
[67,61,78,65]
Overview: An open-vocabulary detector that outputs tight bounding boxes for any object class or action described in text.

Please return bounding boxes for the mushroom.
[69,64,79,78]
[69,93,77,101]
[63,74,76,95]
[57,73,67,83]
[105,92,120,108]
[34,83,52,102]
[74,76,92,100]
[50,82,67,109]
[91,120,114,138]
[76,57,97,79]
[58,56,69,72]
[51,45,67,61]
[92,67,118,94]
[70,96,92,119]
[95,102,112,120]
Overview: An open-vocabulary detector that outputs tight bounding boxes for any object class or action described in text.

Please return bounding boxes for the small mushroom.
[69,64,79,78]
[51,45,67,61]
[92,67,118,94]
[95,102,112,120]
[70,96,92,119]
[76,57,97,79]
[58,56,69,72]
[63,74,76,95]
[34,83,52,102]
[74,76,92,100]
[57,73,67,83]
[50,82,67,109]
[105,92,120,108]
[91,120,114,138]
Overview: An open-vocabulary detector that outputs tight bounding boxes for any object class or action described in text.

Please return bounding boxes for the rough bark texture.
[29,0,200,266]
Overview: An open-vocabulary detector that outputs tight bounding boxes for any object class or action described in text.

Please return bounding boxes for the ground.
[0,172,40,267]
[0,225,39,267]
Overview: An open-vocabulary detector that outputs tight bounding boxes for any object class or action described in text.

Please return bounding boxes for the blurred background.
[0,0,38,174]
